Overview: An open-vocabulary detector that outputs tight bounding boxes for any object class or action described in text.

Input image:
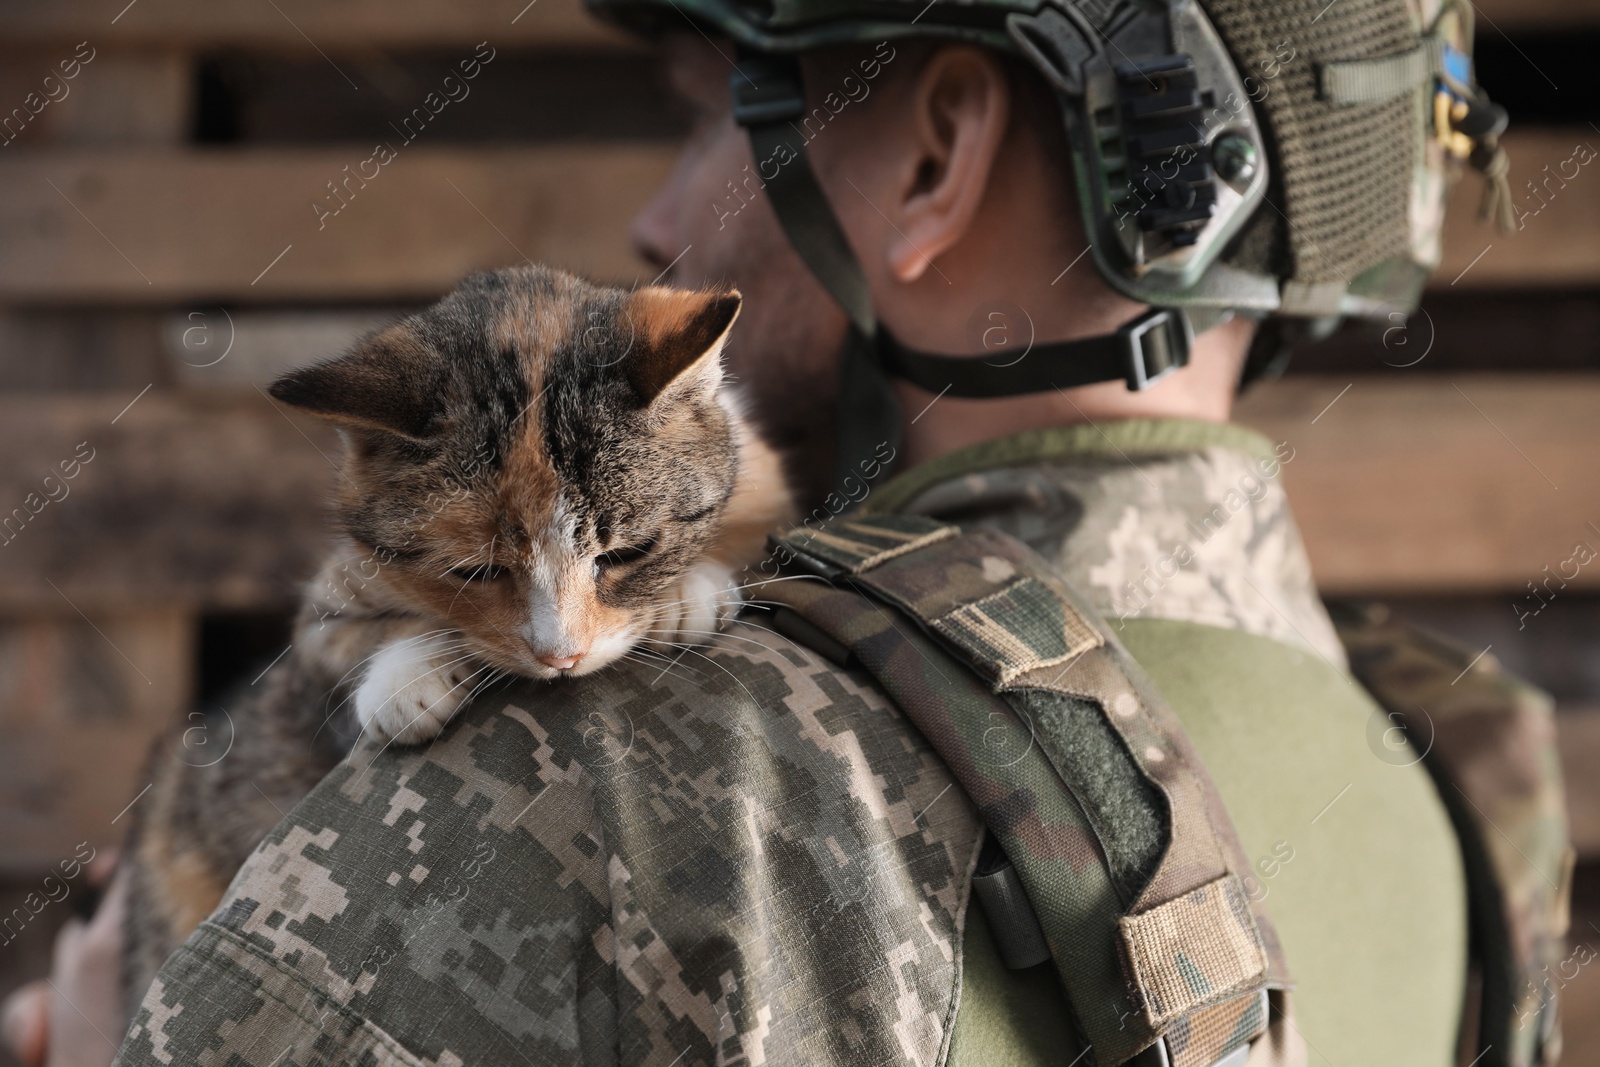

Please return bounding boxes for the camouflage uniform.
[113,419,1469,1067]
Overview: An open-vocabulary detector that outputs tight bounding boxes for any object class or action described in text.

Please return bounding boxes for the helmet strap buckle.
[1118,307,1192,390]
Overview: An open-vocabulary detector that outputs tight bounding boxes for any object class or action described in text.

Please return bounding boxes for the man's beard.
[721,265,849,512]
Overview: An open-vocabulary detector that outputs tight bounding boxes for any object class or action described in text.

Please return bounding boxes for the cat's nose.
[537,652,584,671]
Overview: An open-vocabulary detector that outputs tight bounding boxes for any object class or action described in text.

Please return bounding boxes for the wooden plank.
[0,145,673,302]
[0,129,1584,305]
[1561,709,1600,860]
[0,0,632,50]
[0,612,192,877]
[1560,943,1600,1067]
[201,50,684,144]
[1437,130,1600,289]
[40,52,191,145]
[0,48,191,147]
[1296,290,1600,375]
[0,390,335,614]
[1474,0,1600,30]
[0,376,1595,613]
[1234,374,1600,595]
[163,309,404,388]
[1564,859,1600,1067]
[0,308,171,391]
[0,0,1585,46]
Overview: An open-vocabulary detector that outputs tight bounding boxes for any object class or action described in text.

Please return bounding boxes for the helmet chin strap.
[730,52,1191,495]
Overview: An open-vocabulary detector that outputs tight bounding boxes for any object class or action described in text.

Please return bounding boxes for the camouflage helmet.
[588,0,1509,481]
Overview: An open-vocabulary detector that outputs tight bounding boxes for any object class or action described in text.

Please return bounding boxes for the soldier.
[17,0,1571,1064]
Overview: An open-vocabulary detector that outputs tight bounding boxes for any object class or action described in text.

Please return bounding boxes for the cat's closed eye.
[448,563,510,582]
[596,537,656,571]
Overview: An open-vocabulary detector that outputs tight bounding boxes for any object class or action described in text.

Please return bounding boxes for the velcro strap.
[1120,875,1268,1025]
[933,578,1103,686]
[1317,34,1443,104]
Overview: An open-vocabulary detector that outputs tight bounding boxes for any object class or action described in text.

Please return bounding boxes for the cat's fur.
[122,265,793,1010]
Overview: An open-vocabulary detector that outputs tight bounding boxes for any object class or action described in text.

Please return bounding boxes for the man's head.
[614,0,1501,504]
[632,35,1247,502]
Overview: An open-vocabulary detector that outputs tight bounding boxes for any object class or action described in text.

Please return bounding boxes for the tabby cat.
[122,265,794,1009]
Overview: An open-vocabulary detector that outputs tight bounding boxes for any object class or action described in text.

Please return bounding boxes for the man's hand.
[1,857,128,1067]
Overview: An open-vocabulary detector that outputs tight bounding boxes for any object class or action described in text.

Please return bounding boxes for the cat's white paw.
[355,634,480,745]
[650,561,742,646]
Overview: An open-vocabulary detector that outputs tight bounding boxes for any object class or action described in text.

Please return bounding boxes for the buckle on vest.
[731,56,806,127]
[1119,308,1191,390]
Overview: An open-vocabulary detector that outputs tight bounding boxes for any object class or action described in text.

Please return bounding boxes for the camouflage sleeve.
[113,621,982,1067]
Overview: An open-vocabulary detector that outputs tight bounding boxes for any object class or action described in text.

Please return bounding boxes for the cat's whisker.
[617,639,713,681]
[639,572,825,627]
[355,627,462,656]
[636,605,729,638]
[643,586,737,610]
[641,586,745,615]
[450,591,524,653]
[695,614,806,644]
[442,543,503,612]
[724,618,825,666]
[648,641,764,707]
[652,628,803,667]
[731,597,795,610]
[738,573,834,593]
[341,629,465,674]
[621,641,674,660]
[416,650,489,681]
[463,666,510,706]
[322,628,461,686]
[623,641,706,673]
[648,625,791,659]
[316,684,365,739]
[417,665,507,756]
[619,648,709,688]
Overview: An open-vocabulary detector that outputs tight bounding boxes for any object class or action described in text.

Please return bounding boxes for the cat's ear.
[620,286,741,405]
[269,324,444,440]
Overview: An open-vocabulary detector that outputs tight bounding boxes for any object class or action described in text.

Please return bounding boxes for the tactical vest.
[758,513,1570,1067]
[1332,603,1573,1067]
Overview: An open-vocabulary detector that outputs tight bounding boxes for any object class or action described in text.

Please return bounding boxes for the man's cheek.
[686,122,758,235]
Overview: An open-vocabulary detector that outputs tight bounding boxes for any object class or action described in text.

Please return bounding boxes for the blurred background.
[0,0,1595,1061]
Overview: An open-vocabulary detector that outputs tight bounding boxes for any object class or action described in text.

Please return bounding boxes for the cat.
[122,264,794,1012]
[273,265,793,744]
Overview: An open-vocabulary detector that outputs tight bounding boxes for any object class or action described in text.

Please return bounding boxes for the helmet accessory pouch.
[1008,0,1276,312]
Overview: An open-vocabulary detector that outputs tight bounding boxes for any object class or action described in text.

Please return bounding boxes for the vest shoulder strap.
[760,513,1293,1067]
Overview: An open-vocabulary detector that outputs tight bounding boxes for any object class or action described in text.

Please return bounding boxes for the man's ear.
[268,323,445,440]
[620,286,742,405]
[887,46,1011,283]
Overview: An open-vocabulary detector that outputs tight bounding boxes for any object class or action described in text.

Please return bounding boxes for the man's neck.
[894,314,1253,469]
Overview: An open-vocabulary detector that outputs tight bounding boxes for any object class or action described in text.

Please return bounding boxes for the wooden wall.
[0,0,1595,877]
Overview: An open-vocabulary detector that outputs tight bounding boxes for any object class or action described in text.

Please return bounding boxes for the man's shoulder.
[875,424,1341,664]
[118,620,981,1067]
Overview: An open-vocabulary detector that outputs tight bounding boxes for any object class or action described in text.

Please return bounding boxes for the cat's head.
[270,265,745,679]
